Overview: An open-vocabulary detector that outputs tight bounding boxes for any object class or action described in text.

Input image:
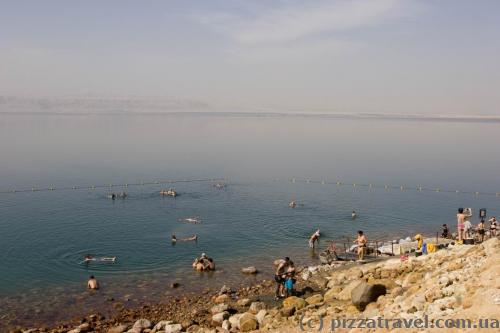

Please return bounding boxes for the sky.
[1,0,500,114]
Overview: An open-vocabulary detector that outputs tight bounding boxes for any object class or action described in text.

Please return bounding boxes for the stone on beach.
[212,311,230,325]
[248,301,266,314]
[305,294,323,305]
[282,296,306,310]
[132,319,152,330]
[336,280,363,301]
[351,282,387,311]
[236,298,251,307]
[241,266,258,274]
[238,312,258,332]
[108,324,128,333]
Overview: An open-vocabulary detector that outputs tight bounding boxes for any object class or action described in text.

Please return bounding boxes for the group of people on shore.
[455,208,497,242]
[274,257,296,300]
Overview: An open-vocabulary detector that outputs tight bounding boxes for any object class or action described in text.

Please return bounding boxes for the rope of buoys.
[276,177,500,198]
[0,178,226,195]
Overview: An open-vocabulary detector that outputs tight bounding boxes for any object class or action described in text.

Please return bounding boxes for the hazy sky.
[1,0,499,114]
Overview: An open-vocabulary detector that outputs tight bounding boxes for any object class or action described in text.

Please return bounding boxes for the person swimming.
[83,255,116,263]
[289,201,296,208]
[172,234,197,242]
[179,216,201,224]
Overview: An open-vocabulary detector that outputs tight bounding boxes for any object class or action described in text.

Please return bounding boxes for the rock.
[351,282,387,311]
[78,323,90,332]
[363,302,380,317]
[324,286,342,301]
[301,270,311,281]
[211,304,229,314]
[108,324,128,333]
[170,282,181,288]
[337,280,363,301]
[391,287,404,297]
[133,319,152,331]
[239,313,258,332]
[249,301,266,314]
[67,329,81,333]
[212,311,230,325]
[305,294,323,305]
[346,305,360,315]
[214,294,230,304]
[255,309,267,325]
[164,324,182,333]
[402,272,423,288]
[237,298,251,307]
[280,306,296,317]
[317,307,327,317]
[219,285,231,295]
[368,278,398,290]
[222,320,230,331]
[241,266,258,274]
[181,320,194,330]
[151,321,173,333]
[228,314,242,330]
[186,325,201,333]
[283,296,306,310]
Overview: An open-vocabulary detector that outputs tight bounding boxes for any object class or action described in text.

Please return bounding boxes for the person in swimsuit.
[308,229,320,248]
[488,217,497,237]
[87,275,99,290]
[284,261,296,297]
[457,208,465,241]
[477,219,485,242]
[274,257,290,300]
[354,230,367,261]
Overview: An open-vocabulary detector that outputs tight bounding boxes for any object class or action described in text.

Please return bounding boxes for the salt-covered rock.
[241,266,258,274]
[283,296,306,310]
[249,301,266,314]
[239,312,258,332]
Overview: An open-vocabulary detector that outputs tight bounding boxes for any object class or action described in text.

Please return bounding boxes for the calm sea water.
[0,113,499,327]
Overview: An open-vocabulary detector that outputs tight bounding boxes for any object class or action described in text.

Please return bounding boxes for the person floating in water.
[171,234,198,243]
[352,210,357,219]
[308,228,320,248]
[289,201,296,208]
[83,255,116,263]
[87,275,99,290]
[354,230,367,261]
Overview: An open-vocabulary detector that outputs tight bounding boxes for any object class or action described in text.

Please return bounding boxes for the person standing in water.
[87,275,99,290]
[352,211,357,219]
[274,257,290,300]
[457,208,465,241]
[354,230,367,261]
[308,228,320,248]
[477,219,485,242]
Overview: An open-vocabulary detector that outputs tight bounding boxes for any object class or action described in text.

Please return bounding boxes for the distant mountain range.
[1,96,499,123]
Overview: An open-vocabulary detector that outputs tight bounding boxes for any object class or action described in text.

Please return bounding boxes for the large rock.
[283,296,306,310]
[212,311,230,325]
[239,312,258,332]
[151,321,173,333]
[211,303,229,314]
[237,298,251,307]
[228,314,242,330]
[305,294,323,305]
[214,294,230,304]
[241,266,258,274]
[132,319,152,330]
[249,301,266,314]
[337,280,363,301]
[351,282,387,311]
[255,309,267,325]
[164,324,182,333]
[324,286,342,301]
[108,325,128,333]
[280,306,296,317]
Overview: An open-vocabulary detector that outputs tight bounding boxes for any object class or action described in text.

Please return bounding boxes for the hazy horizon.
[1,0,500,115]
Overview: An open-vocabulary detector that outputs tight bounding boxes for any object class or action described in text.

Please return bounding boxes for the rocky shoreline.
[11,237,500,333]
